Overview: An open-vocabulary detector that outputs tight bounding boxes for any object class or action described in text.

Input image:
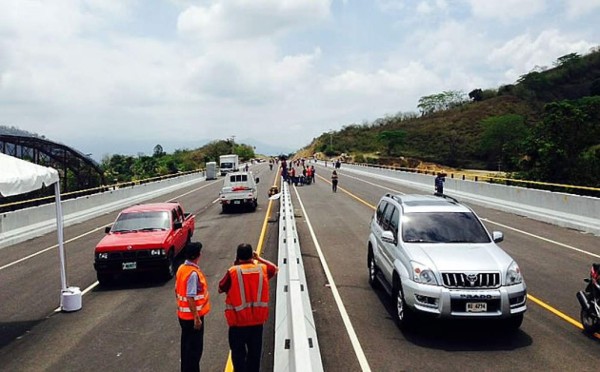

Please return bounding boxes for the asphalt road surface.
[1,161,600,371]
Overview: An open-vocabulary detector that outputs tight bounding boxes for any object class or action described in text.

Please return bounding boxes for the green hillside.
[303,50,600,187]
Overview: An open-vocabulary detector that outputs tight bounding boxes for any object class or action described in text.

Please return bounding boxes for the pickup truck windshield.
[401,212,491,243]
[112,211,170,232]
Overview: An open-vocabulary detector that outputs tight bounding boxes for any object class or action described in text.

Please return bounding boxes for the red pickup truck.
[94,202,195,285]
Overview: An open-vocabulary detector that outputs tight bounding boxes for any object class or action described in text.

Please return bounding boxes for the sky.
[0,0,599,160]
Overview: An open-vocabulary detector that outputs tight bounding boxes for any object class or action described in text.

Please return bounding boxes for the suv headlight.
[150,249,165,256]
[411,261,438,285]
[97,252,109,260]
[506,261,523,285]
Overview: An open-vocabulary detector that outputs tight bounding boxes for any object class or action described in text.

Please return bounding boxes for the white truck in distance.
[219,154,239,176]
[219,171,259,212]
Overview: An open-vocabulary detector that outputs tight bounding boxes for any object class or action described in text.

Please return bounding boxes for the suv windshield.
[401,212,491,243]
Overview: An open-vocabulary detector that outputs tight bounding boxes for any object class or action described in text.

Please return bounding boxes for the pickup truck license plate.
[122,262,137,270]
[466,302,487,312]
[233,200,241,204]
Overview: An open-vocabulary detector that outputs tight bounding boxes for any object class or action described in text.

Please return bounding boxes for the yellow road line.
[316,174,376,210]
[527,294,583,329]
[224,167,280,372]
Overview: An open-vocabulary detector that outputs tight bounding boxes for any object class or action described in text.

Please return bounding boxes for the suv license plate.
[122,262,137,270]
[466,302,487,312]
[233,200,241,204]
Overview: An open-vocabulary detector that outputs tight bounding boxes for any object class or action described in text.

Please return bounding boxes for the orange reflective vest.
[175,264,211,320]
[224,263,270,327]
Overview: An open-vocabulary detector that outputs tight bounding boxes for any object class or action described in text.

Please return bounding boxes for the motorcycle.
[576,263,600,334]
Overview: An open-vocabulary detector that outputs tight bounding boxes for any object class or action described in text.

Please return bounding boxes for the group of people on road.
[175,242,278,372]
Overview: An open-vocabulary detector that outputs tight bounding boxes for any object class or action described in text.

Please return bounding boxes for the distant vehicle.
[94,202,195,285]
[206,161,217,180]
[219,171,259,212]
[220,154,239,176]
[367,193,527,330]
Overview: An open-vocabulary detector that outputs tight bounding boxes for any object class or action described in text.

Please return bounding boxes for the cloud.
[563,0,600,19]
[177,0,331,41]
[466,0,545,21]
[416,0,448,15]
[488,29,595,82]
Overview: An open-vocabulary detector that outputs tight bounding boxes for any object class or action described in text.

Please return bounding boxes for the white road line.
[1,180,220,273]
[0,225,109,271]
[480,218,600,259]
[345,172,600,259]
[293,185,372,372]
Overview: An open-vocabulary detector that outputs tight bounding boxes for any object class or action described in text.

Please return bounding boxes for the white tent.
[0,152,81,311]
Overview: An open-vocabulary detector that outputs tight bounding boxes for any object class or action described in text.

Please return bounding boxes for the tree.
[554,53,581,67]
[591,78,600,96]
[153,144,165,158]
[378,130,406,156]
[521,97,600,183]
[479,115,529,171]
[417,91,467,115]
[234,144,255,161]
[468,89,483,102]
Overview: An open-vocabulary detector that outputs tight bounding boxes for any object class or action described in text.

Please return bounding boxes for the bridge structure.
[0,134,104,206]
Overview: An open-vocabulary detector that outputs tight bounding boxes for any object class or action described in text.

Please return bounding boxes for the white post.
[54,182,82,311]
[54,182,67,292]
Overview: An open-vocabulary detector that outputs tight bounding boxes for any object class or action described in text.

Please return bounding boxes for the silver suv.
[367,193,527,330]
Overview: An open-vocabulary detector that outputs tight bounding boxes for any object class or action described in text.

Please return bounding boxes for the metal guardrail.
[274,181,324,372]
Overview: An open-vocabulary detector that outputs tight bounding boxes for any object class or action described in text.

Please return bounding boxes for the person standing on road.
[435,172,446,195]
[331,170,339,192]
[175,242,211,372]
[219,244,278,372]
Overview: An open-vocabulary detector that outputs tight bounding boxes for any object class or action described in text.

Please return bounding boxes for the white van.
[206,162,217,180]
[218,171,259,212]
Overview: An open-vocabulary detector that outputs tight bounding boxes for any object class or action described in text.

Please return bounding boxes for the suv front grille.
[442,272,500,288]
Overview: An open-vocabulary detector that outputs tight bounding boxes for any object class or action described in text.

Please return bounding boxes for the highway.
[1,161,600,371]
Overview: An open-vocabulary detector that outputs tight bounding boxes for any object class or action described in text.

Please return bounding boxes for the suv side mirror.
[492,231,504,243]
[174,221,183,230]
[105,226,111,234]
[255,177,260,184]
[382,230,396,244]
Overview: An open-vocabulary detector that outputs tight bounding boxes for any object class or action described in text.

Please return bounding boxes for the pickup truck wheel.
[164,250,176,280]
[367,250,380,289]
[222,204,228,214]
[97,272,113,286]
[252,199,258,211]
[393,279,415,330]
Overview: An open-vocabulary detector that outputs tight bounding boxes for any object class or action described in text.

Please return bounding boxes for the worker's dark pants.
[229,324,264,372]
[179,317,205,372]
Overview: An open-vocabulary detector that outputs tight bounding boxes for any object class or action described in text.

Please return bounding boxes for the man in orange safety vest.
[175,242,211,372]
[218,243,278,372]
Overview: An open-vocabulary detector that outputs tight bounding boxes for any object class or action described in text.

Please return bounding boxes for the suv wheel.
[504,313,524,331]
[393,278,415,330]
[367,249,380,289]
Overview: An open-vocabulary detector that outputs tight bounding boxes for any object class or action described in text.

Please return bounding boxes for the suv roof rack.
[433,192,459,204]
